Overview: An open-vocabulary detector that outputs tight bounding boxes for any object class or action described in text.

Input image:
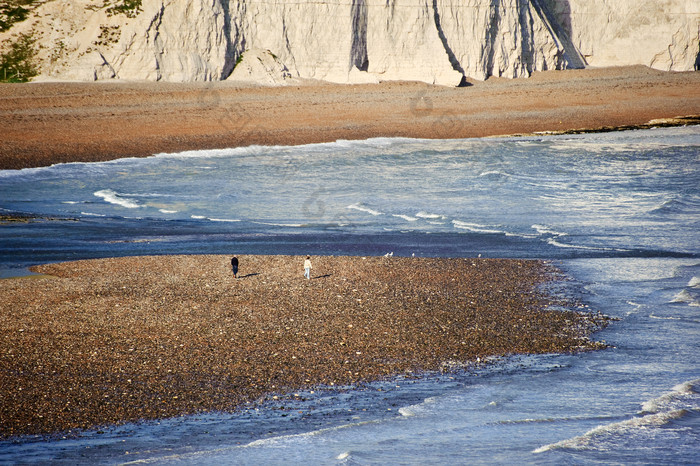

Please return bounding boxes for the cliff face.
[2,0,698,85]
[546,0,700,72]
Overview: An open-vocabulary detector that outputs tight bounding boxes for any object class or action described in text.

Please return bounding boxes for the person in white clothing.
[304,256,312,279]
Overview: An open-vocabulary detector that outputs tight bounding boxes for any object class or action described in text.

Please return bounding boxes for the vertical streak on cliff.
[350,0,368,71]
[518,0,534,75]
[530,0,586,68]
[485,0,502,76]
[224,0,246,77]
[147,2,166,81]
[280,13,296,72]
[219,0,235,79]
[695,26,700,71]
[432,0,466,81]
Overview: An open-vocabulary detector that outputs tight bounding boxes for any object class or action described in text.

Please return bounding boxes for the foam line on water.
[670,289,700,306]
[532,224,568,237]
[252,221,304,227]
[347,203,383,216]
[452,220,506,235]
[392,214,418,222]
[94,189,140,209]
[534,379,700,454]
[415,211,446,220]
[533,410,690,453]
[120,419,383,464]
[641,379,700,414]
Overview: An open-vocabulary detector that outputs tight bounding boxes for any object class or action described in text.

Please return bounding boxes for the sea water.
[0,127,698,464]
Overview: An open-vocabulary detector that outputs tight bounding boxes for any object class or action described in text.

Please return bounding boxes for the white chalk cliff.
[2,0,698,85]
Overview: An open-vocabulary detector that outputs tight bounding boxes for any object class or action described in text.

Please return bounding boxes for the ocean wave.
[415,211,446,220]
[210,218,242,223]
[151,145,271,160]
[641,379,700,414]
[452,220,505,235]
[148,137,421,162]
[534,379,700,454]
[392,214,418,222]
[688,276,700,288]
[398,397,438,418]
[532,224,568,237]
[648,198,697,215]
[120,192,174,198]
[347,203,383,216]
[533,410,689,453]
[649,314,682,321]
[1,138,424,183]
[94,189,140,209]
[497,414,616,426]
[120,419,383,464]
[252,221,303,227]
[545,238,620,252]
[670,289,700,306]
[478,170,510,179]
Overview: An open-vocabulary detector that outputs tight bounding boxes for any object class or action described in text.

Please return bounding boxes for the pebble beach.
[0,255,608,438]
[1,66,699,170]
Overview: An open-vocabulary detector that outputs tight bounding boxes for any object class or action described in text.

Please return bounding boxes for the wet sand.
[1,65,699,169]
[0,255,608,438]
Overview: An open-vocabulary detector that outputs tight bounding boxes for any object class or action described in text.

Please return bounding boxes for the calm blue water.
[1,127,699,464]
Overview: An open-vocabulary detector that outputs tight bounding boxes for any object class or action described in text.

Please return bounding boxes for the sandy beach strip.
[1,65,699,170]
[0,254,608,438]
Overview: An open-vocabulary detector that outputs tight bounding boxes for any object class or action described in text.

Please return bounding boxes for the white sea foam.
[147,137,414,163]
[505,230,539,238]
[191,215,206,219]
[80,212,106,217]
[94,189,140,209]
[347,203,383,216]
[398,402,428,417]
[688,276,700,288]
[210,218,242,223]
[532,224,568,237]
[535,379,700,454]
[641,379,700,413]
[415,211,445,220]
[649,314,681,320]
[452,220,505,235]
[392,214,418,222]
[670,289,698,306]
[479,170,510,178]
[252,221,303,227]
[545,238,618,252]
[533,410,689,453]
[121,419,382,464]
[159,209,177,214]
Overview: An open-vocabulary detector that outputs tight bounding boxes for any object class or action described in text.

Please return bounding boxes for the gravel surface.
[0,254,608,438]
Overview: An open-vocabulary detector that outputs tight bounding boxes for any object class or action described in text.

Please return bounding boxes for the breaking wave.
[94,189,140,209]
[534,379,700,454]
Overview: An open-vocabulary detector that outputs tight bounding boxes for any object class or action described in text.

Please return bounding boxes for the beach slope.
[1,66,699,170]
